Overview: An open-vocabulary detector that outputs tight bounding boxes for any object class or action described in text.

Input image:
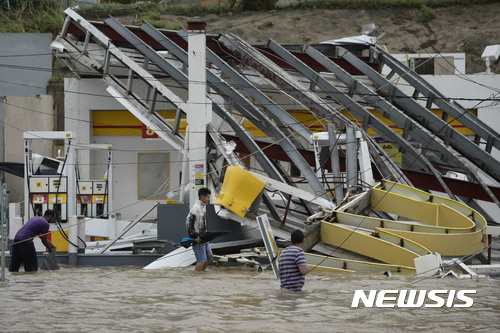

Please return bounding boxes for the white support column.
[1,184,7,281]
[108,213,118,240]
[8,203,22,240]
[179,135,190,204]
[345,126,358,188]
[106,148,113,215]
[328,123,344,204]
[77,215,85,252]
[358,136,375,188]
[23,139,31,221]
[68,215,78,266]
[312,139,322,179]
[187,22,211,207]
[66,139,77,220]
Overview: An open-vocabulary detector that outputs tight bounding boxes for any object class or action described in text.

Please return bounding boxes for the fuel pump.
[29,177,49,216]
[48,176,67,221]
[24,131,77,252]
[75,144,112,219]
[92,181,107,218]
[23,134,113,251]
[77,181,93,217]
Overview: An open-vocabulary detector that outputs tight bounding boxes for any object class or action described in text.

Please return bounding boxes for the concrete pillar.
[106,149,113,216]
[9,203,23,240]
[108,213,117,241]
[187,22,211,207]
[23,139,31,221]
[328,123,344,204]
[77,215,85,253]
[358,137,375,187]
[66,139,77,220]
[346,126,358,189]
[68,215,78,266]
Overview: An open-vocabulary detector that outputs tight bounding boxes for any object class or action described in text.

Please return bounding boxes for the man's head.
[198,187,211,204]
[43,209,55,223]
[291,229,304,245]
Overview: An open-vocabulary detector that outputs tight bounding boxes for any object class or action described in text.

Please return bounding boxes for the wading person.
[278,229,309,292]
[9,209,56,272]
[186,187,213,272]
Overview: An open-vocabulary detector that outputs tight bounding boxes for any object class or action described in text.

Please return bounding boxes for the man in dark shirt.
[9,210,56,272]
[186,188,213,272]
[278,229,309,291]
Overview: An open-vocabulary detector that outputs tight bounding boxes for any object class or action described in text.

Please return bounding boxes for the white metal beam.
[106,85,184,151]
[248,171,335,210]
[23,131,73,140]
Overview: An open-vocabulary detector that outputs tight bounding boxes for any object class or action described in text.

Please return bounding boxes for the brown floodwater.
[1,265,499,332]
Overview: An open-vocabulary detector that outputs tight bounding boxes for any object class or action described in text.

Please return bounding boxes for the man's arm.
[299,264,309,275]
[186,212,200,242]
[40,234,55,253]
[297,250,309,275]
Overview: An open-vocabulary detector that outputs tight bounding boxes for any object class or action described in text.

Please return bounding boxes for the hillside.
[116,2,500,74]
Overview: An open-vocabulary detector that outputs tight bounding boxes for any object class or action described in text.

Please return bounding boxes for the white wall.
[0,33,52,97]
[93,135,182,220]
[4,95,54,202]
[65,78,182,220]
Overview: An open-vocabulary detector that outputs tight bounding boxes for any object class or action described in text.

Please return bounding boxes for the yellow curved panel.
[321,221,421,267]
[305,253,415,274]
[371,188,438,224]
[381,180,487,229]
[336,210,472,235]
[375,228,431,256]
[371,188,475,229]
[321,180,488,269]
[380,181,486,225]
[436,204,473,228]
[372,181,487,257]
[309,266,354,274]
[213,166,266,217]
[384,229,486,256]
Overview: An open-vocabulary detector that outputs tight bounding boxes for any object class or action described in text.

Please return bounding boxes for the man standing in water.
[9,209,56,272]
[186,187,213,272]
[278,229,309,291]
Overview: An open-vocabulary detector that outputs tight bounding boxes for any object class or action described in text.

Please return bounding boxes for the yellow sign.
[93,195,107,204]
[48,194,66,204]
[94,108,478,138]
[379,142,402,166]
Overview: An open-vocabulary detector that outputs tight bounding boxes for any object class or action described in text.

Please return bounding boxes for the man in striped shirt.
[278,229,309,292]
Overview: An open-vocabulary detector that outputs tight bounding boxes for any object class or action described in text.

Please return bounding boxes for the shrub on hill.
[240,0,278,11]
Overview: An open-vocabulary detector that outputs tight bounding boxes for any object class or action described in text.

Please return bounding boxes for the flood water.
[1,265,499,332]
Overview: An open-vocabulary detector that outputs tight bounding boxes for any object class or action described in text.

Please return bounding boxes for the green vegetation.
[262,19,275,27]
[420,5,436,27]
[139,9,165,28]
[169,21,181,31]
[240,0,278,11]
[100,0,137,4]
[297,0,496,10]
[0,0,497,34]
[49,73,64,83]
[76,2,154,21]
[0,0,64,35]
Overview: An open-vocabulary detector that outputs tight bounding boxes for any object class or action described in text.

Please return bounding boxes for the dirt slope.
[118,3,500,74]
